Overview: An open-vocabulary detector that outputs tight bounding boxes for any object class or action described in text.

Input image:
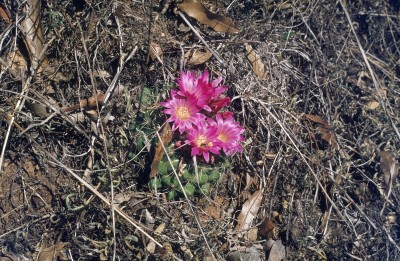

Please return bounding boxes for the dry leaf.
[245,44,268,80]
[268,240,285,261]
[149,42,163,62]
[179,0,238,34]
[235,189,264,231]
[155,222,166,234]
[185,49,212,65]
[6,49,28,76]
[380,151,399,187]
[366,100,379,110]
[0,3,12,24]
[317,126,338,149]
[37,242,67,261]
[147,223,166,254]
[113,192,134,207]
[201,195,225,222]
[246,227,259,242]
[305,114,338,149]
[26,102,49,117]
[277,2,292,10]
[258,217,277,239]
[304,114,329,127]
[150,123,173,178]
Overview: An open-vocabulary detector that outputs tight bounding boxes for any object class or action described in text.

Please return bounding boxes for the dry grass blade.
[19,0,48,73]
[31,138,163,249]
[338,0,400,141]
[179,0,238,34]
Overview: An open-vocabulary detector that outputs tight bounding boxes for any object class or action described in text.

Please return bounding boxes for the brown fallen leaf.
[304,114,338,149]
[380,151,399,188]
[0,3,12,24]
[276,2,292,10]
[185,49,212,65]
[258,217,277,239]
[268,240,285,261]
[93,70,112,79]
[6,49,28,76]
[235,189,264,231]
[245,44,268,80]
[149,42,163,62]
[317,126,338,149]
[179,0,239,34]
[37,242,67,261]
[147,223,166,254]
[150,123,173,178]
[304,114,329,127]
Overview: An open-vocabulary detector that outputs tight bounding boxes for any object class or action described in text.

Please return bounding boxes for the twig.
[0,76,32,173]
[261,103,352,228]
[28,138,163,248]
[177,11,225,65]
[18,112,57,136]
[339,0,400,142]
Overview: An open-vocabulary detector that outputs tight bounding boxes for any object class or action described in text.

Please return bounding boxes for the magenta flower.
[176,70,228,112]
[185,123,221,162]
[210,114,244,156]
[160,97,206,134]
[208,96,231,114]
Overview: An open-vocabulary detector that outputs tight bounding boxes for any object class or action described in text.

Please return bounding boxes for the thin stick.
[0,76,31,173]
[177,11,225,65]
[31,139,163,248]
[339,0,400,141]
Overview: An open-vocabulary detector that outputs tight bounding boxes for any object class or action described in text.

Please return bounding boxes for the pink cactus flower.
[176,70,228,112]
[185,123,221,162]
[160,97,206,134]
[210,114,244,156]
[208,96,231,114]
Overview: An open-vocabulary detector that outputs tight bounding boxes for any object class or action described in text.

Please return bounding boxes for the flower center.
[176,106,190,120]
[217,133,228,142]
[196,135,212,148]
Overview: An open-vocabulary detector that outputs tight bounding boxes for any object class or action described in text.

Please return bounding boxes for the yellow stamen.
[196,135,207,147]
[196,135,212,148]
[217,133,228,142]
[176,106,190,120]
